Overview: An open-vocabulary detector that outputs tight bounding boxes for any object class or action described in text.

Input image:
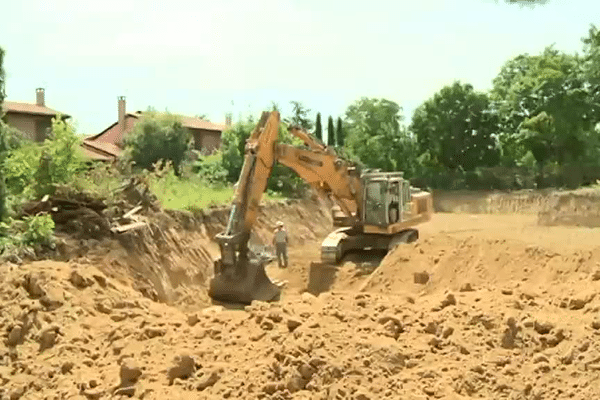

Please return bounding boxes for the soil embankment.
[4,189,600,399]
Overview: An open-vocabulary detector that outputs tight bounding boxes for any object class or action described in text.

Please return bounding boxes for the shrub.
[0,214,55,256]
[122,110,191,174]
[21,214,55,246]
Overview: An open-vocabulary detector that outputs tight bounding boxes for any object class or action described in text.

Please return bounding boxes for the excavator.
[208,111,433,304]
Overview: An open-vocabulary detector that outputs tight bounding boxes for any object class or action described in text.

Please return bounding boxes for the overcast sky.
[1,0,597,134]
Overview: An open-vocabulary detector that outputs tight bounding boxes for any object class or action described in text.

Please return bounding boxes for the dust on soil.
[3,192,600,399]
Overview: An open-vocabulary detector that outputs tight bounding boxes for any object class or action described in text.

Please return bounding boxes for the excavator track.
[307,228,419,295]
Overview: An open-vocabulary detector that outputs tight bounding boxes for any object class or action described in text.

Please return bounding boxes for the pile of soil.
[4,190,600,398]
[2,255,600,399]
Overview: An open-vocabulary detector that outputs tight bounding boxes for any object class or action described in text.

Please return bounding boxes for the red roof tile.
[132,111,226,132]
[81,146,114,161]
[2,101,71,118]
[82,139,122,158]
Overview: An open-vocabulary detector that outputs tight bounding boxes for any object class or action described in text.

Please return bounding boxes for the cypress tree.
[327,116,335,147]
[315,113,323,141]
[0,46,6,221]
[336,117,344,146]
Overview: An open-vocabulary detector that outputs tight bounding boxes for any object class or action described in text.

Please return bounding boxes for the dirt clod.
[413,271,430,284]
[167,355,196,384]
[119,359,143,387]
[196,371,219,391]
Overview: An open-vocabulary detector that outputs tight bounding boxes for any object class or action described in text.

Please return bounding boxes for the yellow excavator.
[208,111,433,304]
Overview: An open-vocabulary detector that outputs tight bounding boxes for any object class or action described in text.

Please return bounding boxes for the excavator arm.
[209,111,282,304]
[209,111,364,304]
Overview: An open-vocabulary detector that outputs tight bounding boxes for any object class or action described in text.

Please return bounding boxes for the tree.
[219,116,306,195]
[0,46,5,105]
[411,81,500,171]
[336,117,344,147]
[500,0,549,6]
[491,46,598,166]
[122,110,191,173]
[314,113,323,141]
[0,46,7,220]
[344,97,417,173]
[327,116,335,146]
[284,101,313,131]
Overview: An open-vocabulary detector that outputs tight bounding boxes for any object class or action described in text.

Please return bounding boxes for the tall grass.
[146,164,283,211]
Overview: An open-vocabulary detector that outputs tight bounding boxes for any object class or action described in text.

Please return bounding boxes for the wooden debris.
[111,221,147,234]
[122,205,143,220]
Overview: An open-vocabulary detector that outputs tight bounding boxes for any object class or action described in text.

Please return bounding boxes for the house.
[83,96,228,161]
[1,88,70,142]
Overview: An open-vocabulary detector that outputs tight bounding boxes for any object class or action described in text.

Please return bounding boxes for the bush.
[21,214,55,246]
[122,110,191,174]
[0,214,55,256]
[185,151,228,185]
[3,117,86,200]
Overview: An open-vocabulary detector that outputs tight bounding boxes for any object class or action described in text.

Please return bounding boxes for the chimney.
[117,96,126,145]
[225,113,232,127]
[36,88,45,106]
[118,95,126,127]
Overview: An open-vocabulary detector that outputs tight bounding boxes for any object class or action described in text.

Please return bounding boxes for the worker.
[272,221,288,268]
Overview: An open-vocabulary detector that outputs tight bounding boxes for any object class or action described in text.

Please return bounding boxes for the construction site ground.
[3,190,600,399]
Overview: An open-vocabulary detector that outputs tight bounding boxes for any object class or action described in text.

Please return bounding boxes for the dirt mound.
[3,259,600,399]
[6,193,600,398]
[357,234,599,295]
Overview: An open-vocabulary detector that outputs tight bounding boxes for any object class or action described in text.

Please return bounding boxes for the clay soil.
[3,197,600,399]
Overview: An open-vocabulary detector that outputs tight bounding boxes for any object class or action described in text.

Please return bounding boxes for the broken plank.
[122,205,143,220]
[111,221,147,233]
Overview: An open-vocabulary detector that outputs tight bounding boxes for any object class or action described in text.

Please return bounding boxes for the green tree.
[344,97,417,174]
[0,46,5,105]
[327,116,335,146]
[502,0,549,6]
[411,81,499,171]
[491,46,598,166]
[284,101,313,131]
[336,117,344,147]
[122,110,191,174]
[219,119,254,182]
[219,116,306,195]
[1,46,8,220]
[314,112,323,141]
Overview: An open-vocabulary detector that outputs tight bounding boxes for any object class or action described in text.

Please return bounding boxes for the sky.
[1,0,598,134]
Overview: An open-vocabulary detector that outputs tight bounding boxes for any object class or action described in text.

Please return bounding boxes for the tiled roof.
[2,101,71,118]
[132,111,227,132]
[87,111,227,143]
[81,146,114,161]
[82,139,122,158]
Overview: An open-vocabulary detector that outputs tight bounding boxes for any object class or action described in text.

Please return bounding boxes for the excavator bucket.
[208,258,281,305]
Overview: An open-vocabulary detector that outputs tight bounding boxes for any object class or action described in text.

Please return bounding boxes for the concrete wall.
[5,113,52,142]
[191,129,221,154]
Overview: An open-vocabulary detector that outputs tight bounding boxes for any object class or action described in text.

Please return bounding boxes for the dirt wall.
[64,197,333,311]
[434,188,600,227]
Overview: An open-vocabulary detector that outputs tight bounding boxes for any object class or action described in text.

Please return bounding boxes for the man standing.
[272,221,288,268]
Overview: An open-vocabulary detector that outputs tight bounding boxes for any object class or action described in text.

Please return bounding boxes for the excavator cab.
[361,172,412,228]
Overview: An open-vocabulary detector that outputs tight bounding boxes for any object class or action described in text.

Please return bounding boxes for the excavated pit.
[3,189,600,399]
